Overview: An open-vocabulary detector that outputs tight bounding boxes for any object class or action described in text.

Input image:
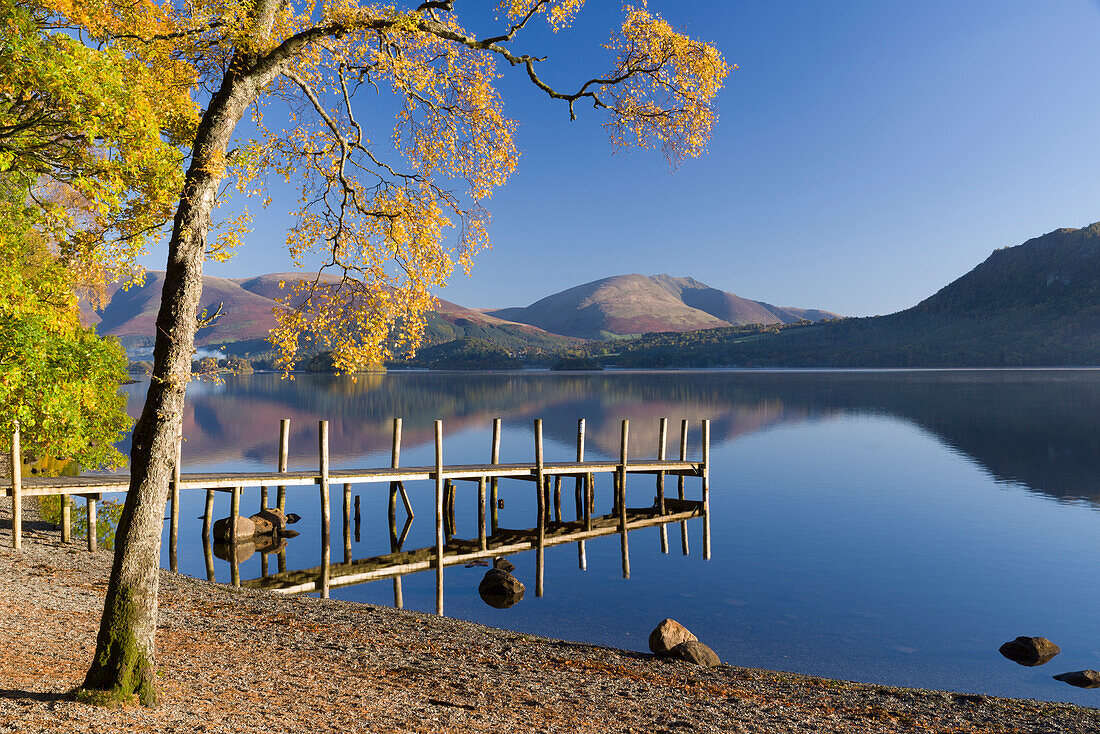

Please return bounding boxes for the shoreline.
[2,500,1098,733]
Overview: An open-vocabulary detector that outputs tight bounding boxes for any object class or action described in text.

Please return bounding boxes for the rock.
[250,508,288,533]
[280,529,300,539]
[493,557,516,573]
[212,515,256,541]
[999,636,1061,666]
[1053,670,1100,689]
[649,619,698,656]
[213,539,257,564]
[249,514,276,535]
[478,569,525,609]
[668,641,721,668]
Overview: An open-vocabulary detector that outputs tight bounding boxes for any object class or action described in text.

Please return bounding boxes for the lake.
[113,369,1100,705]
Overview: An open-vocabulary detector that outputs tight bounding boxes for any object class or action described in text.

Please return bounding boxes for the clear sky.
[160,1,1100,317]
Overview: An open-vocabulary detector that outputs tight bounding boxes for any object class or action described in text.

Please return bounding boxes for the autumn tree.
[0,0,192,467]
[27,0,728,705]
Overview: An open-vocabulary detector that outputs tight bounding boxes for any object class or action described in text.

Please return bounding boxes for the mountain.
[607,224,1100,368]
[488,273,839,339]
[84,271,578,354]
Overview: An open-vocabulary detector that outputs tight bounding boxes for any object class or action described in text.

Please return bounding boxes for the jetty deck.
[9,459,703,496]
[5,417,712,614]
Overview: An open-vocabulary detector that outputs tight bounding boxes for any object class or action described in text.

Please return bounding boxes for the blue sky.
[167,1,1100,317]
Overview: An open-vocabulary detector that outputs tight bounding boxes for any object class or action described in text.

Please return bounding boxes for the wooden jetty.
[4,417,712,614]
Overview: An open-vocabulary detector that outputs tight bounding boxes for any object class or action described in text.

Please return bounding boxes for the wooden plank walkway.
[5,459,703,496]
[5,416,713,613]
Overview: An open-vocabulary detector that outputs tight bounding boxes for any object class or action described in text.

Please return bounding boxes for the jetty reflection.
[230,497,706,606]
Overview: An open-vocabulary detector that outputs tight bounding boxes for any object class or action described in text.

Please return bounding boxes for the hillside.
[489,273,838,339]
[605,225,1100,368]
[84,271,578,354]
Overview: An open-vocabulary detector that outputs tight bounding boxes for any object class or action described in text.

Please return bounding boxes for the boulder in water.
[478,568,525,609]
[1053,670,1100,689]
[212,515,256,542]
[999,636,1060,667]
[250,508,288,534]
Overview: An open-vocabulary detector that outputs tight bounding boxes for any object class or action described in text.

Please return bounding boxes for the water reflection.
[125,369,1100,507]
[230,487,706,610]
[139,369,1100,704]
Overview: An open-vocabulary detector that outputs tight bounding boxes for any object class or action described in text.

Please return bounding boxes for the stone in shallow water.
[1053,670,1100,689]
[668,641,721,668]
[250,508,288,533]
[999,636,1060,666]
[478,569,525,609]
[493,557,516,573]
[649,619,698,656]
[212,515,256,542]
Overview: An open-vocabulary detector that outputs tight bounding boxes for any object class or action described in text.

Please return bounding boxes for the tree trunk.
[80,61,264,705]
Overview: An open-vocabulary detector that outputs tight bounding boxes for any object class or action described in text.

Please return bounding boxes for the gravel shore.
[2,497,1098,733]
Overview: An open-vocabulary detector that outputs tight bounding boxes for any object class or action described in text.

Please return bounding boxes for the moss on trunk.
[79,586,158,706]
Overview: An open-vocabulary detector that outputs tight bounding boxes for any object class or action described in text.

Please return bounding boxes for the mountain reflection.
[122,369,1100,506]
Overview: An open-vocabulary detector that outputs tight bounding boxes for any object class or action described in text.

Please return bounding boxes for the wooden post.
[203,532,215,582]
[259,485,267,511]
[319,420,331,599]
[574,485,586,570]
[575,418,587,568]
[553,476,562,524]
[444,479,453,537]
[534,419,545,598]
[277,418,290,513]
[702,418,711,561]
[261,551,268,578]
[10,421,20,550]
[389,495,404,609]
[277,548,287,574]
[657,417,668,512]
[577,420,591,534]
[320,539,330,599]
[619,419,630,579]
[343,482,352,564]
[387,485,397,544]
[478,477,487,551]
[231,552,241,588]
[230,486,241,544]
[61,495,71,544]
[390,418,413,518]
[657,417,668,554]
[393,576,404,609]
[434,420,445,615]
[354,495,361,543]
[678,419,689,556]
[202,488,215,540]
[171,430,181,570]
[490,417,501,534]
[86,494,98,553]
[443,479,454,542]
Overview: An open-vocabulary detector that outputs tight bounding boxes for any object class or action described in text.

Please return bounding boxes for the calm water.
[114,369,1100,705]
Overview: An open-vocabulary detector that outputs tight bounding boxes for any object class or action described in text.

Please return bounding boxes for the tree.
[0,0,191,469]
[0,177,131,469]
[31,0,728,705]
